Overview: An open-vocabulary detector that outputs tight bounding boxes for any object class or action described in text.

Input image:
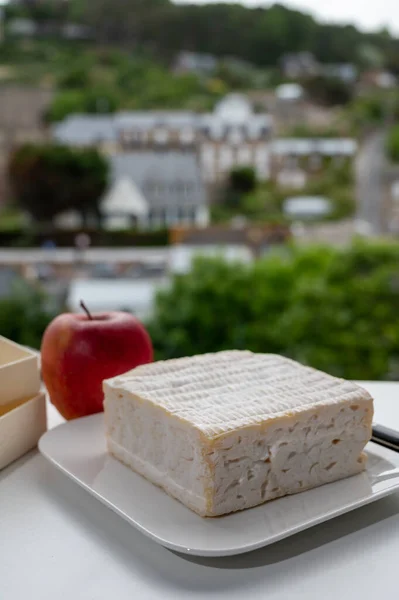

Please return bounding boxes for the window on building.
[177,206,185,222]
[121,129,141,149]
[201,145,216,181]
[229,128,243,145]
[237,145,252,165]
[156,182,165,196]
[248,125,259,141]
[174,181,184,193]
[145,180,156,194]
[165,207,178,226]
[188,206,197,222]
[154,129,169,144]
[184,182,193,196]
[219,145,233,170]
[157,207,166,226]
[262,126,270,137]
[180,127,195,144]
[255,145,270,180]
[212,124,225,141]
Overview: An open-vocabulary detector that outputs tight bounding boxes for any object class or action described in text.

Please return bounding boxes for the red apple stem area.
[80,300,93,321]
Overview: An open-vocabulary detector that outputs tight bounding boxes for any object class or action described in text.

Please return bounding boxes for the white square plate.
[39,414,399,557]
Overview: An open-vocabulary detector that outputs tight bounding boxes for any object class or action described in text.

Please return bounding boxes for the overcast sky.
[173,1,399,34]
[1,1,398,34]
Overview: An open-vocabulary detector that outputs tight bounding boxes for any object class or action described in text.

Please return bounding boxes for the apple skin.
[41,311,153,420]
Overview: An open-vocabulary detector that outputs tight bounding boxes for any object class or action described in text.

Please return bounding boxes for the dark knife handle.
[372,424,399,452]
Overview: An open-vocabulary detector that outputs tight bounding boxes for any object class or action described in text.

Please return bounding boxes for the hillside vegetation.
[5,0,399,71]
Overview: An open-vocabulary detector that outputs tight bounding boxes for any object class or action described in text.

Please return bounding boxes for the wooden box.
[0,336,41,406]
[0,337,46,469]
[0,393,47,470]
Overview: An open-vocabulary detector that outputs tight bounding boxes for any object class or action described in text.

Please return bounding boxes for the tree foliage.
[214,163,355,224]
[46,87,120,122]
[8,144,109,224]
[0,280,56,349]
[218,166,258,212]
[6,0,399,71]
[39,48,222,120]
[304,76,353,107]
[147,242,399,380]
[229,167,257,194]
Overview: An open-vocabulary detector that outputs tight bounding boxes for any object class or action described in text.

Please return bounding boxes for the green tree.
[57,65,91,90]
[5,0,399,71]
[241,186,284,222]
[46,87,120,122]
[304,76,353,107]
[351,95,385,128]
[220,166,258,212]
[8,144,109,225]
[229,167,257,194]
[147,242,399,380]
[0,280,56,350]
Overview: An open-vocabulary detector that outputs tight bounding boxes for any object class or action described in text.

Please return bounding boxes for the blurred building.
[0,85,53,205]
[322,63,357,84]
[0,266,19,298]
[173,52,217,77]
[53,114,117,149]
[55,148,209,230]
[109,150,209,229]
[7,12,93,40]
[199,94,273,183]
[67,277,166,320]
[291,219,357,246]
[359,70,397,90]
[274,83,305,127]
[275,83,304,103]
[101,178,149,230]
[52,94,274,185]
[271,138,357,189]
[116,111,197,151]
[54,177,150,231]
[283,195,333,220]
[280,52,319,80]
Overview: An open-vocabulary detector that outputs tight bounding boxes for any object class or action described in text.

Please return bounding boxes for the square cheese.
[103,351,373,517]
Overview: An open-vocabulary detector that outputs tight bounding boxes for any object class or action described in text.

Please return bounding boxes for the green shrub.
[147,241,399,380]
[46,87,119,122]
[0,281,56,349]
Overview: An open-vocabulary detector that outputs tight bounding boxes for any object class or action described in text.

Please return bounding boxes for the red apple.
[41,305,153,420]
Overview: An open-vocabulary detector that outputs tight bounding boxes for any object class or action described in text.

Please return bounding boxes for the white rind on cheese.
[104,352,374,517]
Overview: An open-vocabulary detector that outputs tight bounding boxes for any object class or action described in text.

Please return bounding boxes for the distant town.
[1,0,399,367]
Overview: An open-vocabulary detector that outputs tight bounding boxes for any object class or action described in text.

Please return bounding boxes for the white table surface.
[1,382,399,600]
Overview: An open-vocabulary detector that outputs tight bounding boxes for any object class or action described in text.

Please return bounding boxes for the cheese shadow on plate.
[173,492,399,568]
[38,458,399,577]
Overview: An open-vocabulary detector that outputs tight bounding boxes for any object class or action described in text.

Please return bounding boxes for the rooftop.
[52,99,273,146]
[110,151,207,209]
[272,138,357,156]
